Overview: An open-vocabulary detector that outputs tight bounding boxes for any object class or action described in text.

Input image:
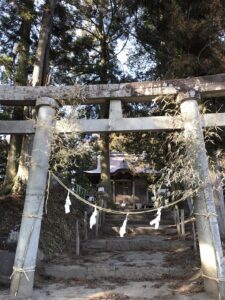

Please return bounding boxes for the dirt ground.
[0,277,212,300]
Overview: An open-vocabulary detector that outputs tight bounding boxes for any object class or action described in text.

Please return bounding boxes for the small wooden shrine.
[85,153,158,208]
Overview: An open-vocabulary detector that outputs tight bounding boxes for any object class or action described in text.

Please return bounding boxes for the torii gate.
[1,73,225,299]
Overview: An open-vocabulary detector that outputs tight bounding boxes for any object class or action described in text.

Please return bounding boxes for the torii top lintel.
[0,73,225,106]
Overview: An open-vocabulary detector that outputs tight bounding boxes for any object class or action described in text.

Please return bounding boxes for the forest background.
[0,0,225,199]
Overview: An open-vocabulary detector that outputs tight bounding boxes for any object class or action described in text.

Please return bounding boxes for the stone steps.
[43,263,184,281]
[100,224,177,237]
[100,209,175,239]
[41,206,195,285]
[105,214,152,224]
[42,214,193,285]
[80,235,192,252]
[105,209,174,222]
[43,250,189,281]
[105,215,174,227]
[101,224,158,236]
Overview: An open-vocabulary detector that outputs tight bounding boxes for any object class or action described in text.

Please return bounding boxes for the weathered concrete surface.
[2,113,225,134]
[43,251,180,281]
[10,97,58,298]
[1,72,225,105]
[100,223,177,236]
[0,227,209,299]
[101,224,160,236]
[81,235,192,252]
[180,95,225,298]
[0,280,213,300]
[0,206,207,299]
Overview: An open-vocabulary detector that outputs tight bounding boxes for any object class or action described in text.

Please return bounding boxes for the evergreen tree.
[0,0,35,194]
[51,0,131,84]
[128,0,225,79]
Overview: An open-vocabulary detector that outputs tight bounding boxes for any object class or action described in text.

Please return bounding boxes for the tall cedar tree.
[0,0,35,194]
[129,0,225,79]
[50,0,131,204]
[51,0,130,84]
[15,0,57,188]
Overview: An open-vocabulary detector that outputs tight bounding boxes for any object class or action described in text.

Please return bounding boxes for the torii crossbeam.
[0,73,225,105]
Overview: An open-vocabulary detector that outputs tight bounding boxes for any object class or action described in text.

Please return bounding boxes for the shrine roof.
[84,153,158,175]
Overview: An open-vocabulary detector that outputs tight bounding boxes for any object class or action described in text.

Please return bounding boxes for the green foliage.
[128,0,225,79]
[51,0,131,84]
[1,0,225,199]
[49,108,99,189]
[0,0,37,83]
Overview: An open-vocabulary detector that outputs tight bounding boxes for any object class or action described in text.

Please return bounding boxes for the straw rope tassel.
[90,207,98,229]
[65,191,72,214]
[120,214,128,237]
[150,208,162,229]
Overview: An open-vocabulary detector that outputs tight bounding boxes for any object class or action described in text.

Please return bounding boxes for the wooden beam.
[1,113,225,134]
[1,73,225,106]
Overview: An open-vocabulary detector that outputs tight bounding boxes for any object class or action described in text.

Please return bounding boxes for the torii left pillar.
[10,97,59,298]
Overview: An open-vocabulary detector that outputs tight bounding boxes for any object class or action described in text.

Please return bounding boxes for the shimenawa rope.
[49,171,199,215]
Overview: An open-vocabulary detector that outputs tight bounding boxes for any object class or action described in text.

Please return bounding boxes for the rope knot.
[10,266,36,281]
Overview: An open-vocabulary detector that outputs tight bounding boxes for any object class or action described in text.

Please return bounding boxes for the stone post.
[76,219,80,256]
[178,91,225,299]
[132,180,135,209]
[210,156,225,239]
[84,211,88,240]
[112,180,116,202]
[10,97,58,298]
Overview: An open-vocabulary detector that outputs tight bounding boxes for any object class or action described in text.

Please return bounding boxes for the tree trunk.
[0,133,23,194]
[97,3,112,204]
[99,131,112,205]
[32,0,57,86]
[98,103,111,204]
[15,134,33,189]
[14,0,34,86]
[0,0,34,194]
[16,0,57,185]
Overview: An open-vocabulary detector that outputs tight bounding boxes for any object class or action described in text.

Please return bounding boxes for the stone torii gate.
[1,73,225,299]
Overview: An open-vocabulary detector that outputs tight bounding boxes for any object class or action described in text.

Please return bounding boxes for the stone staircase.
[43,210,195,282]
[99,209,175,237]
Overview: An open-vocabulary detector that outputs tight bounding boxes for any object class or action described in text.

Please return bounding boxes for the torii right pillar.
[178,90,225,299]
